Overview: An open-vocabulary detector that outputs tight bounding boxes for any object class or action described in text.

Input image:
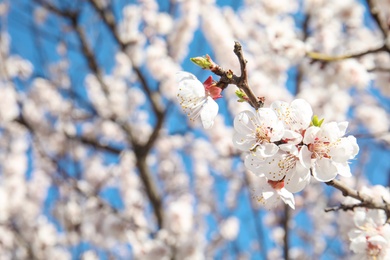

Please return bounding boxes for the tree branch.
[32,0,166,229]
[283,204,290,260]
[209,41,264,110]
[86,0,167,229]
[366,0,389,39]
[295,14,310,95]
[233,42,264,109]
[326,179,390,222]
[307,1,390,63]
[33,0,77,18]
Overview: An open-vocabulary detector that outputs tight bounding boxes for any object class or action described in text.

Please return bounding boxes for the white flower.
[252,176,295,210]
[348,209,390,259]
[0,83,19,122]
[176,71,219,129]
[233,108,284,156]
[220,217,240,241]
[271,99,313,132]
[165,198,193,235]
[302,121,359,182]
[82,250,99,260]
[245,146,311,193]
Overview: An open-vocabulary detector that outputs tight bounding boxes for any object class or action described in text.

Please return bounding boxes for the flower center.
[308,138,331,159]
[367,239,381,258]
[277,154,297,175]
[255,126,271,144]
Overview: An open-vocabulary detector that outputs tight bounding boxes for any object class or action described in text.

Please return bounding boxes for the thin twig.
[325,179,390,222]
[307,44,388,62]
[210,42,264,109]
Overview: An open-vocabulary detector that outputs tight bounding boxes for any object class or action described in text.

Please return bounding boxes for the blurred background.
[0,0,390,259]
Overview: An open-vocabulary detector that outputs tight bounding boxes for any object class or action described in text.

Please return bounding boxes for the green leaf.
[235,89,245,98]
[311,115,324,127]
[235,89,248,103]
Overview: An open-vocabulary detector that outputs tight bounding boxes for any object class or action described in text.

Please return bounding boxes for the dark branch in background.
[35,0,165,229]
[295,14,310,95]
[242,172,268,260]
[9,221,34,259]
[87,0,167,229]
[33,0,77,18]
[283,204,290,260]
[15,113,144,233]
[88,0,164,117]
[69,133,123,154]
[88,0,127,48]
[366,0,389,40]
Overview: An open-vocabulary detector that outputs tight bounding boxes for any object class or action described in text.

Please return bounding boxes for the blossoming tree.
[1,0,390,259]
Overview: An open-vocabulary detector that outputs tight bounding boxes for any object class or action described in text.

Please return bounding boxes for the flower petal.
[319,122,341,142]
[278,188,295,209]
[337,121,349,136]
[261,151,291,181]
[200,96,218,129]
[232,132,256,151]
[299,145,312,169]
[312,158,338,182]
[284,162,310,193]
[176,71,205,98]
[271,99,312,131]
[256,143,279,157]
[244,153,266,175]
[233,110,257,135]
[290,99,313,129]
[303,126,320,144]
[329,136,359,163]
[335,162,351,177]
[282,130,302,145]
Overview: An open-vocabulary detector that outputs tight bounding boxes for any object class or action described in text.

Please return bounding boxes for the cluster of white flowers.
[339,186,390,259]
[235,99,359,209]
[348,209,390,259]
[176,72,359,209]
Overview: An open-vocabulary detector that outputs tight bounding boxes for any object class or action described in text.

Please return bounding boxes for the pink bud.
[203,76,222,100]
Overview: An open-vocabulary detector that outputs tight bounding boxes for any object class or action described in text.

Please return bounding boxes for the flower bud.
[190,55,213,69]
